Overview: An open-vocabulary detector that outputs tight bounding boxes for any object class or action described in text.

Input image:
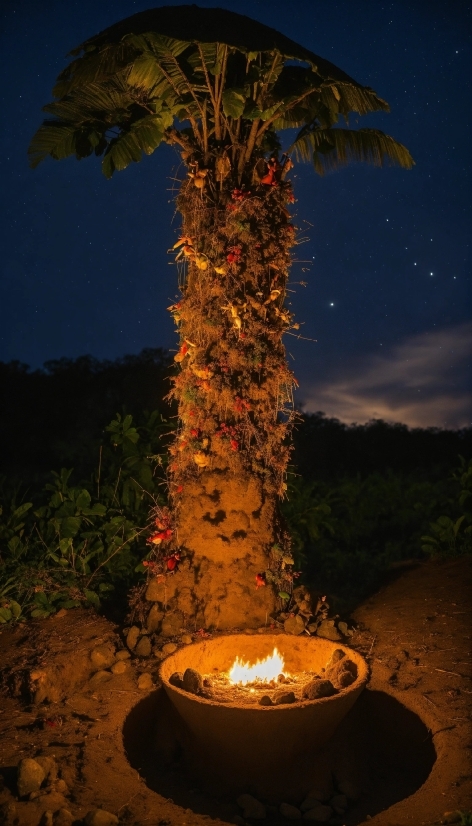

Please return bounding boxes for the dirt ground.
[0,558,470,826]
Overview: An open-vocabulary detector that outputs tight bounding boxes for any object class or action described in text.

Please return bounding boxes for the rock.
[126,625,140,650]
[326,649,345,669]
[327,658,357,689]
[181,634,193,644]
[145,576,177,602]
[17,757,46,798]
[303,679,336,700]
[277,673,286,683]
[273,690,296,705]
[53,809,74,826]
[329,794,348,814]
[115,649,131,661]
[54,778,68,794]
[153,648,165,659]
[162,642,178,656]
[336,779,360,801]
[55,608,67,619]
[35,756,57,783]
[40,812,54,826]
[236,793,266,819]
[284,615,305,635]
[90,642,115,670]
[89,670,113,684]
[83,811,119,826]
[316,620,342,641]
[161,612,184,637]
[111,660,128,675]
[199,689,213,699]
[169,672,184,688]
[441,813,461,824]
[337,621,352,636]
[245,628,256,634]
[135,635,152,658]
[146,604,165,632]
[0,802,17,826]
[137,672,153,690]
[305,774,335,804]
[280,802,301,819]
[302,803,333,821]
[183,668,203,694]
[259,695,273,706]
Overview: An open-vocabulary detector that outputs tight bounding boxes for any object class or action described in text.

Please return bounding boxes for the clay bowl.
[159,634,368,796]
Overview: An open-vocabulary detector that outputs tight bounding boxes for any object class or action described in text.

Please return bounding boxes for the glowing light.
[228,647,287,685]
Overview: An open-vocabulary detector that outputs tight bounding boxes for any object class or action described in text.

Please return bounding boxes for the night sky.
[1,0,470,428]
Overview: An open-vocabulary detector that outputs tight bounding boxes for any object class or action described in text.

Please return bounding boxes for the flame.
[228,647,287,685]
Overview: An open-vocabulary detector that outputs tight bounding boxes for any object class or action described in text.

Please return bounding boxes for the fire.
[228,647,287,686]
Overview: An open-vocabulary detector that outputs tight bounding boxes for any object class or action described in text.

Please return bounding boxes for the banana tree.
[29,6,413,631]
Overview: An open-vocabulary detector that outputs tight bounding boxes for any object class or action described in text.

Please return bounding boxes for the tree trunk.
[148,166,297,630]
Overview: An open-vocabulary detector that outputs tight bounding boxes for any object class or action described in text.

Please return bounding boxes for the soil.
[0,558,470,826]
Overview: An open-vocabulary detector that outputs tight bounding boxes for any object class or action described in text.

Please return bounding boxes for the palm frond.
[101,113,168,178]
[28,122,78,167]
[290,127,415,173]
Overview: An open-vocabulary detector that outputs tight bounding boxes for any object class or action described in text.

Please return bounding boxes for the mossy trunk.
[148,166,297,630]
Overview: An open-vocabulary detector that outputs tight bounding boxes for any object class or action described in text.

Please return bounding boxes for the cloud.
[302,323,472,429]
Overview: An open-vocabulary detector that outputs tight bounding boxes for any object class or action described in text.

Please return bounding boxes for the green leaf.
[222,88,246,118]
[59,517,82,538]
[12,502,33,521]
[84,589,100,608]
[0,607,12,622]
[10,601,22,619]
[31,608,52,618]
[278,591,290,601]
[76,489,91,510]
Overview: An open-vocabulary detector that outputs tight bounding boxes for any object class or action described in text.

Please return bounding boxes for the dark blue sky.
[1,0,470,427]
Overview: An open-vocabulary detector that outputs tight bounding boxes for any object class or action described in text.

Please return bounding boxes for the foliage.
[0,411,171,622]
[0,348,172,482]
[282,462,469,611]
[421,457,472,558]
[29,7,413,181]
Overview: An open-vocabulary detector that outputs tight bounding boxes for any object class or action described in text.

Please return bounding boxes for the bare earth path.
[0,558,470,826]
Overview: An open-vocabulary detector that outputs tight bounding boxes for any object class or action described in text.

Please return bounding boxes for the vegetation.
[27,6,416,628]
[0,352,470,624]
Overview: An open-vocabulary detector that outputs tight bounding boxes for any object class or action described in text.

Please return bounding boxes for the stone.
[145,576,177,602]
[0,802,17,826]
[326,649,345,669]
[40,812,54,826]
[53,809,74,826]
[183,668,203,694]
[181,634,193,644]
[83,811,119,826]
[280,802,301,819]
[329,794,348,814]
[284,615,305,635]
[336,779,360,801]
[273,690,296,705]
[337,621,352,636]
[146,604,165,632]
[303,679,336,700]
[17,757,46,798]
[200,689,213,699]
[90,642,115,670]
[89,670,113,684]
[327,658,357,689]
[111,660,128,675]
[137,672,153,691]
[35,756,57,783]
[169,672,184,688]
[153,648,165,659]
[115,649,131,661]
[162,642,178,656]
[54,778,68,794]
[55,608,67,618]
[161,611,184,637]
[316,620,342,641]
[259,695,273,706]
[305,773,335,804]
[135,635,152,658]
[441,813,461,824]
[236,793,266,819]
[302,803,333,821]
[126,625,140,650]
